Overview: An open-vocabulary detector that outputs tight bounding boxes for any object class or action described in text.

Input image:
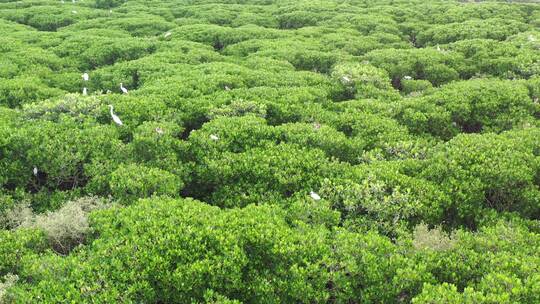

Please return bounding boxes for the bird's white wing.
[113,115,123,126]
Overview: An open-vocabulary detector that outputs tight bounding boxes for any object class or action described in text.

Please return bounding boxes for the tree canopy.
[0,0,539,303]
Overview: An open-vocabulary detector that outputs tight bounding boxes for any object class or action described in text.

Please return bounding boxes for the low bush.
[109,164,182,203]
[421,129,540,228]
[0,229,47,277]
[17,196,112,254]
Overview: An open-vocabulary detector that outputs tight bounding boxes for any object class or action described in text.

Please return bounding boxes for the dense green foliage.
[0,0,539,303]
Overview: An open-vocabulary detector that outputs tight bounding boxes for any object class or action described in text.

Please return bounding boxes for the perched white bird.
[164,31,172,38]
[224,85,231,91]
[108,105,123,126]
[341,76,352,83]
[403,75,412,80]
[155,127,164,135]
[310,191,321,201]
[313,122,321,130]
[82,72,89,81]
[437,44,441,51]
[82,87,87,95]
[210,134,219,141]
[120,83,128,94]
[33,167,38,176]
[72,10,77,14]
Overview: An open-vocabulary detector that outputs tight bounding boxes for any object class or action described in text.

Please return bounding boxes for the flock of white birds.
[72,73,323,200]
[42,27,324,201]
[80,72,126,126]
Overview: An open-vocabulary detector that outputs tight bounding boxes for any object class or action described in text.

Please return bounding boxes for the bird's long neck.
[109,106,114,115]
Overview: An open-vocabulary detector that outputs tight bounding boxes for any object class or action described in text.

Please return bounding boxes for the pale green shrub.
[18,196,112,254]
[0,201,33,230]
[412,224,457,251]
[0,274,18,303]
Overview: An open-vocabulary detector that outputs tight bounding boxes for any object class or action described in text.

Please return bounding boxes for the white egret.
[224,85,231,91]
[82,87,87,95]
[210,134,219,141]
[403,75,412,80]
[313,122,321,130]
[310,191,321,201]
[164,31,172,38]
[82,72,89,81]
[33,167,38,176]
[120,83,128,94]
[108,105,123,126]
[341,76,351,83]
[436,44,441,51]
[155,127,164,135]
